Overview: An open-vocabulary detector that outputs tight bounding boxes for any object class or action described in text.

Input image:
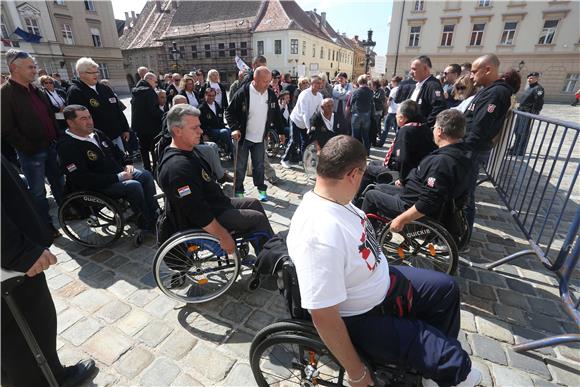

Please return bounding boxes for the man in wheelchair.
[57,105,159,231]
[287,135,480,386]
[156,104,273,254]
[307,98,339,150]
[360,109,472,233]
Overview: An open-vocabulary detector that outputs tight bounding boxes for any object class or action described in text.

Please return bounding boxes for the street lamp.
[362,29,376,74]
[170,41,181,72]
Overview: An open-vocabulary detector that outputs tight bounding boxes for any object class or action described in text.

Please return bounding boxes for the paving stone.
[137,320,174,348]
[469,333,507,365]
[83,326,132,366]
[477,270,508,288]
[461,295,495,314]
[172,372,204,386]
[242,288,274,307]
[556,343,580,363]
[83,269,116,288]
[139,357,181,386]
[527,313,564,335]
[70,288,113,313]
[53,297,68,314]
[527,297,567,319]
[88,249,115,263]
[471,358,493,387]
[48,273,74,289]
[77,262,103,278]
[512,325,556,357]
[460,310,477,333]
[497,288,531,310]
[219,301,253,323]
[106,279,138,299]
[457,331,472,355]
[491,363,534,386]
[116,262,151,279]
[184,313,233,343]
[493,303,528,325]
[90,370,118,387]
[507,349,551,379]
[159,330,198,360]
[187,343,235,381]
[117,309,152,336]
[55,280,87,298]
[546,358,580,386]
[475,317,514,343]
[59,259,82,272]
[61,317,103,346]
[223,330,254,358]
[532,376,561,387]
[506,277,537,296]
[103,254,130,269]
[115,346,154,379]
[126,288,159,308]
[57,308,85,334]
[222,362,258,386]
[143,295,179,319]
[469,283,497,301]
[245,310,276,331]
[94,300,132,324]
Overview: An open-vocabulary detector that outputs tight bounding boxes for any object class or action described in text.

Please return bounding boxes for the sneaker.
[280,160,292,169]
[456,367,482,387]
[258,190,268,202]
[235,192,244,198]
[267,175,280,185]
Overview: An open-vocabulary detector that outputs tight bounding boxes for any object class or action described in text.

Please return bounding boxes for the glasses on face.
[84,71,99,75]
[8,51,32,66]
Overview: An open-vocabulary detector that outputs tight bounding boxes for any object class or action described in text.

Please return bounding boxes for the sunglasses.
[8,51,32,66]
[455,85,466,91]
[43,81,54,84]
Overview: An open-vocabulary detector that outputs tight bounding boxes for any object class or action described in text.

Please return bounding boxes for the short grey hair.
[434,109,466,139]
[167,104,200,137]
[5,49,33,68]
[75,57,99,73]
[321,98,334,108]
[172,95,187,104]
[156,89,166,96]
[144,72,157,81]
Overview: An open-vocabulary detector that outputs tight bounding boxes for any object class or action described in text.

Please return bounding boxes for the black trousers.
[360,184,408,218]
[216,198,274,250]
[137,132,159,172]
[1,273,65,387]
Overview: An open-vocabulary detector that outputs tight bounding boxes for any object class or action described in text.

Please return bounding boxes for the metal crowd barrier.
[482,109,579,353]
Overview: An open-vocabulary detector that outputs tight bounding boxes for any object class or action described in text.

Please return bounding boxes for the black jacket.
[66,80,130,140]
[350,86,375,115]
[390,122,436,181]
[308,111,339,149]
[44,88,67,114]
[401,142,472,217]
[165,83,180,106]
[394,79,416,103]
[131,80,163,139]
[1,155,53,273]
[199,102,226,132]
[199,82,228,110]
[225,83,285,143]
[517,83,544,114]
[415,75,447,128]
[57,129,130,190]
[464,79,513,152]
[157,147,233,231]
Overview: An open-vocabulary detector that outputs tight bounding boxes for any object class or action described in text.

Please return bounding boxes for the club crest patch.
[86,150,98,161]
[177,185,191,197]
[89,98,100,108]
[201,169,211,182]
[101,141,109,148]
[66,163,77,172]
[427,177,436,188]
[487,104,496,113]
[435,90,441,97]
[108,97,117,103]
[537,90,543,95]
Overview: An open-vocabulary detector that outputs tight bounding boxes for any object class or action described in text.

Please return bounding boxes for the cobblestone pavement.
[46,103,579,386]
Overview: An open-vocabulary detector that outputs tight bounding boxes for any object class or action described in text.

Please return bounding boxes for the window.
[328,50,330,60]
[98,63,109,79]
[257,40,264,56]
[302,41,306,55]
[62,23,74,45]
[470,23,485,46]
[191,45,197,59]
[332,50,335,61]
[500,22,517,45]
[218,42,225,57]
[1,14,9,39]
[440,24,454,46]
[312,44,316,58]
[274,40,282,55]
[477,0,491,7]
[205,44,211,58]
[408,26,421,47]
[229,42,236,57]
[414,0,425,11]
[54,0,65,5]
[241,42,247,56]
[290,39,298,54]
[562,73,579,93]
[538,19,558,45]
[320,46,324,59]
[84,0,95,11]
[90,27,101,47]
[24,17,41,35]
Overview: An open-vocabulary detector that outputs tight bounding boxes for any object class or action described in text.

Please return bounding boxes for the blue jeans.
[97,169,159,230]
[235,139,266,194]
[379,113,397,146]
[351,112,372,154]
[17,143,65,225]
[111,136,125,152]
[465,150,491,239]
[207,127,233,155]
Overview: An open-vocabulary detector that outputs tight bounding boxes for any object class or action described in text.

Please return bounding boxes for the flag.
[14,27,42,43]
[234,56,250,71]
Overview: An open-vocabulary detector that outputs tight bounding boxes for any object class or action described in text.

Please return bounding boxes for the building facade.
[1,0,128,93]
[387,0,580,102]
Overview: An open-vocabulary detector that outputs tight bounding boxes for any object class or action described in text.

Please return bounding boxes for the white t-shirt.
[287,191,390,317]
[246,83,269,143]
[388,86,399,114]
[210,81,223,106]
[290,88,323,129]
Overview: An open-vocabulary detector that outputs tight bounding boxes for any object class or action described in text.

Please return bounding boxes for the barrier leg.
[513,334,580,353]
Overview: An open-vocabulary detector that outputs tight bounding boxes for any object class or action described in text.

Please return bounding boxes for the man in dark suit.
[165,73,182,107]
[198,87,233,157]
[407,55,447,129]
[308,98,340,150]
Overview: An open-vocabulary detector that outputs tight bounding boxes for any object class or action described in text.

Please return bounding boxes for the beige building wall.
[253,30,354,79]
[387,0,580,102]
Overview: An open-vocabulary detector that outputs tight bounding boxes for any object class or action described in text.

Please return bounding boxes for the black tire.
[265,129,280,158]
[251,320,319,354]
[250,333,346,387]
[58,191,124,248]
[153,230,240,304]
[379,218,458,275]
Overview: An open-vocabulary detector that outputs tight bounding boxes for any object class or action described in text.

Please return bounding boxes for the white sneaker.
[456,368,482,387]
[280,160,292,169]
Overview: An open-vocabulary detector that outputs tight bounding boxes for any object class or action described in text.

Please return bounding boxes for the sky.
[112,0,392,55]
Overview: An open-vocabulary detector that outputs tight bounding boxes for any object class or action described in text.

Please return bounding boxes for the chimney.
[124,11,130,21]
[313,8,317,14]
[321,12,326,28]
[156,1,162,12]
[354,35,359,41]
[136,13,140,19]
[131,11,136,20]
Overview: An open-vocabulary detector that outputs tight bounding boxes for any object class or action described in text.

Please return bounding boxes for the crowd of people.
[1,45,543,387]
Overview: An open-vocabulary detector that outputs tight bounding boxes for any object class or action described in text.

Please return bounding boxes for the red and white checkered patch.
[487,104,496,113]
[427,177,436,188]
[66,163,77,172]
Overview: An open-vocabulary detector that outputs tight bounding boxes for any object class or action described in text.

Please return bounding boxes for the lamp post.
[362,29,376,75]
[170,41,181,72]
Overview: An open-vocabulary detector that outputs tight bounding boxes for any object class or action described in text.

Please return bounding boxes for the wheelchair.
[153,229,271,304]
[249,259,422,387]
[302,141,318,182]
[265,128,284,158]
[58,190,148,248]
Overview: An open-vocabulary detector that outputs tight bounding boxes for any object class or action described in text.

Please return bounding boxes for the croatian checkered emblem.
[435,90,441,97]
[177,185,191,198]
[537,90,543,95]
[66,163,77,172]
[487,104,496,113]
[427,177,436,187]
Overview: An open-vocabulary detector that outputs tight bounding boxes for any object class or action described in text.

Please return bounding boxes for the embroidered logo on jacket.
[177,185,191,197]
[86,150,98,161]
[427,177,436,187]
[89,98,100,108]
[487,104,496,113]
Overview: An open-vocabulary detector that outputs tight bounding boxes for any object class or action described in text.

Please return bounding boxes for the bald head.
[477,54,500,69]
[470,53,501,87]
[252,66,272,93]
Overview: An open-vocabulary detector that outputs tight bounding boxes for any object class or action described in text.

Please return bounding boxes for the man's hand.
[390,214,407,233]
[394,179,402,187]
[279,134,286,144]
[231,130,241,141]
[219,233,236,255]
[26,249,57,277]
[123,165,134,180]
[121,131,130,141]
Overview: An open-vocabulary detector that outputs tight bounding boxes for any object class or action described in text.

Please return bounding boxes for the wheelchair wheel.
[153,231,240,304]
[379,218,458,275]
[265,129,280,158]
[302,142,318,181]
[251,333,346,387]
[58,192,124,248]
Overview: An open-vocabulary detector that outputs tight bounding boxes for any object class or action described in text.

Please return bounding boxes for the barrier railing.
[481,109,579,353]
